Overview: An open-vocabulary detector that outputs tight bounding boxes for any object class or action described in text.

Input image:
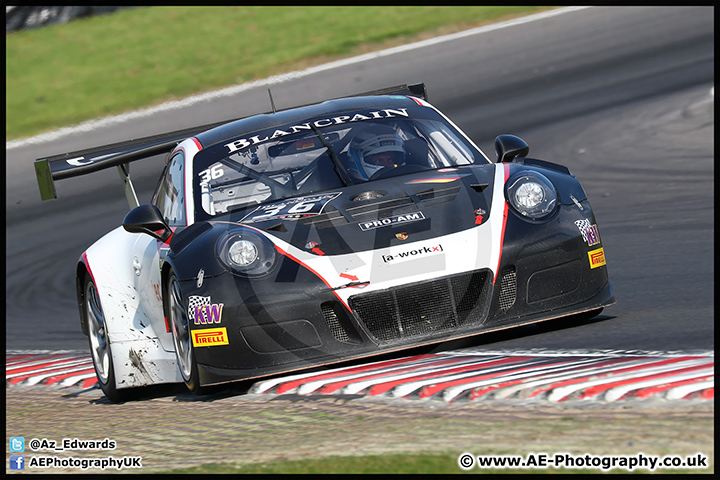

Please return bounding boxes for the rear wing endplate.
[351,82,427,101]
[33,82,427,206]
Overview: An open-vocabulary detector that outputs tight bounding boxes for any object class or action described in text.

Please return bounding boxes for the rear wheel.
[166,271,218,395]
[83,274,133,402]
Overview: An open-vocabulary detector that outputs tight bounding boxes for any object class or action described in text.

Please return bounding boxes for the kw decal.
[575,219,601,246]
[188,296,224,324]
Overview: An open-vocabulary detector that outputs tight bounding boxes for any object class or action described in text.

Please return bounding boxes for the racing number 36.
[241,193,341,223]
[259,200,315,218]
[198,165,224,185]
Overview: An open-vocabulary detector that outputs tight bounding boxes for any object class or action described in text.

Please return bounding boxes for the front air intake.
[321,302,360,344]
[498,265,517,312]
[349,269,492,344]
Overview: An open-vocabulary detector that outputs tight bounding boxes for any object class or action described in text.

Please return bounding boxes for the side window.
[153,152,186,226]
[426,123,475,166]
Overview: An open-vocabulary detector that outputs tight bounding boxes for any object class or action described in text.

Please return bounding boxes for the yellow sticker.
[588,247,606,269]
[296,139,316,151]
[192,327,229,347]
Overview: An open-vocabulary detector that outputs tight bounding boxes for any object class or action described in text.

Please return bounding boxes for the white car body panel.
[83,227,182,388]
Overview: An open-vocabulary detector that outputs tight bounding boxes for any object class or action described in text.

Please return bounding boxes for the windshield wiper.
[310,124,354,186]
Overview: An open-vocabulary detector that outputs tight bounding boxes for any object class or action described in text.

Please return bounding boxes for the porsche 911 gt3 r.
[34,83,614,401]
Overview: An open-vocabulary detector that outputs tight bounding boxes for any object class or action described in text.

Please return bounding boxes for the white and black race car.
[35,83,615,401]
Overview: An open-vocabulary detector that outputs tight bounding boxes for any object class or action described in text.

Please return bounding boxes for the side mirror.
[123,204,172,242]
[494,134,529,163]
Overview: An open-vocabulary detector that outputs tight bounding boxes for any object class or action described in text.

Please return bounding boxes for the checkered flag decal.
[187,295,211,321]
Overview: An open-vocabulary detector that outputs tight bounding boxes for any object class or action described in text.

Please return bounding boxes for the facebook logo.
[10,437,25,452]
[10,455,25,470]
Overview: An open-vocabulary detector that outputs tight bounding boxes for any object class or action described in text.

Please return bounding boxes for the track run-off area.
[7,349,713,405]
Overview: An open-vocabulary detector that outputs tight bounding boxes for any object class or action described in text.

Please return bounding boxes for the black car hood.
[235,164,498,256]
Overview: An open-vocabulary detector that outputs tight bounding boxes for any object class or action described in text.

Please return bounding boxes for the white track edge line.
[6,7,590,150]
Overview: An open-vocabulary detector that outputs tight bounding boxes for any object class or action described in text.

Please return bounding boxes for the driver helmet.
[349,125,406,179]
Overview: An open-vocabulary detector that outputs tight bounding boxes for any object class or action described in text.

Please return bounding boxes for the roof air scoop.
[352,191,386,202]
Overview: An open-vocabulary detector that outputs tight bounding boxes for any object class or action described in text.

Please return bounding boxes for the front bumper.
[185,200,614,386]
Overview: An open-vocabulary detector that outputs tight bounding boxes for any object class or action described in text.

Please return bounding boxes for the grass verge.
[157,451,712,474]
[6,6,555,140]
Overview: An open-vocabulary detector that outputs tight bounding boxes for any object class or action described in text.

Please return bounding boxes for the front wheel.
[166,271,218,395]
[83,274,135,402]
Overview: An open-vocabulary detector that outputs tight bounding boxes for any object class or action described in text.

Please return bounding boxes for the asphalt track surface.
[6,6,714,360]
[4,7,714,475]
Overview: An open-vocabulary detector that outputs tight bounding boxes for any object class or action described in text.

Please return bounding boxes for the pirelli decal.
[192,327,229,347]
[588,247,606,269]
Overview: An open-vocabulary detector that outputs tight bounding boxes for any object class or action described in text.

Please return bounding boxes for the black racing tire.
[83,274,136,402]
[165,270,219,395]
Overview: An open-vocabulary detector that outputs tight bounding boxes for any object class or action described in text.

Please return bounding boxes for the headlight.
[217,229,277,277]
[505,171,558,220]
[228,239,258,267]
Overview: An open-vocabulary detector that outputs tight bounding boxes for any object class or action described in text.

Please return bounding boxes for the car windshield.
[193,105,485,219]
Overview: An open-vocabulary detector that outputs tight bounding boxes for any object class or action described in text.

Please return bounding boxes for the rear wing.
[33,119,235,205]
[34,82,427,207]
[351,82,427,100]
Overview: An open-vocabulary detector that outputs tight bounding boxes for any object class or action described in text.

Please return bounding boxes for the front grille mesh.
[321,303,351,343]
[349,269,492,344]
[498,266,517,312]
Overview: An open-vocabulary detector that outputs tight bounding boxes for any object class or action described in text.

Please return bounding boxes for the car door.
[132,151,187,351]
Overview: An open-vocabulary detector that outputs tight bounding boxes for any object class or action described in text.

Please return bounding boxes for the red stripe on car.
[493,163,511,284]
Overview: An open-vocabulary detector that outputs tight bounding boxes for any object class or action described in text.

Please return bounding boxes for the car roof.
[194,95,421,150]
